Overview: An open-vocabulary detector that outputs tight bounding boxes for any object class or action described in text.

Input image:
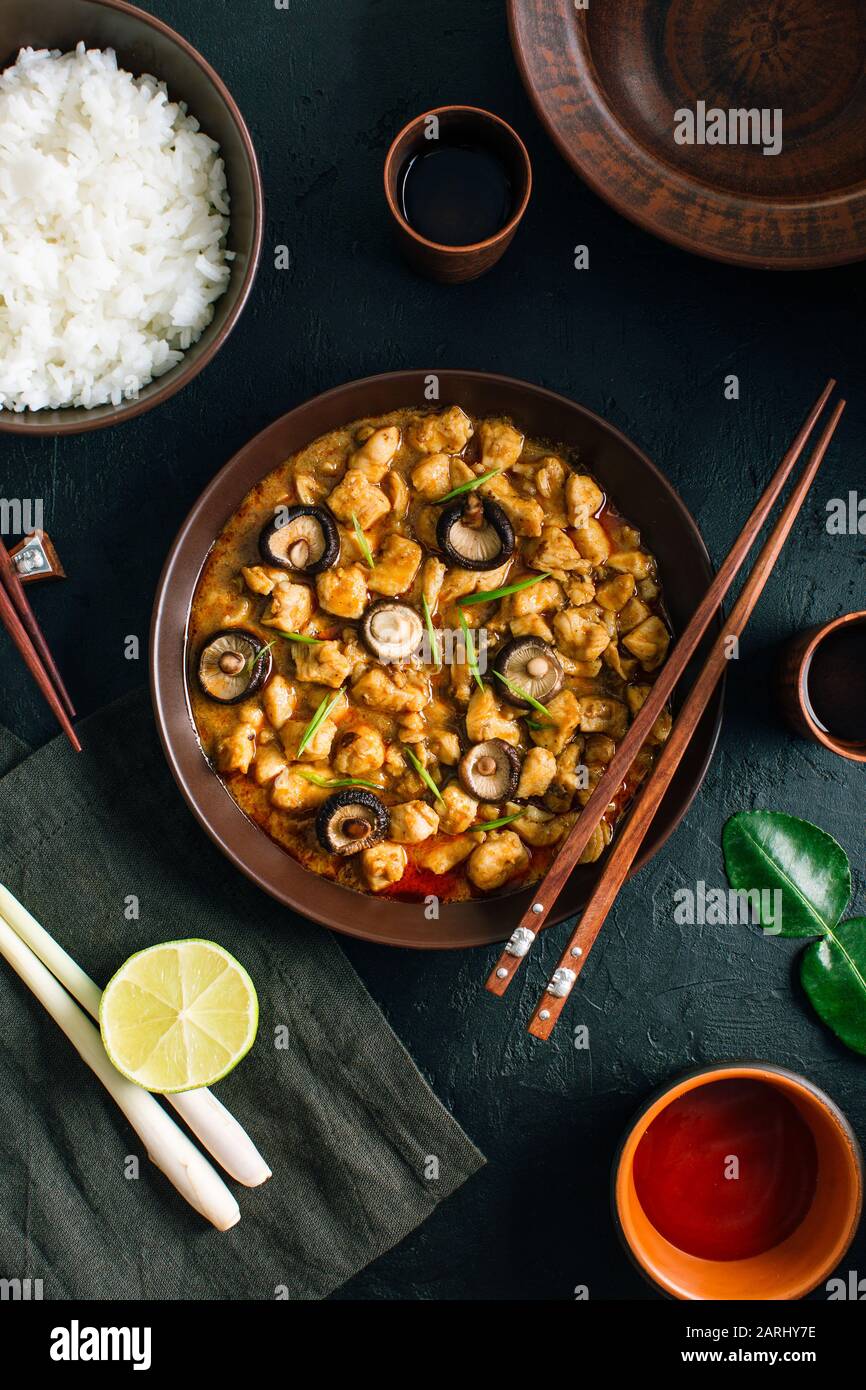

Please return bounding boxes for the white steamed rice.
[0,42,232,413]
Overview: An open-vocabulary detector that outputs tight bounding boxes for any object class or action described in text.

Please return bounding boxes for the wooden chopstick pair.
[0,537,80,751]
[485,379,844,1040]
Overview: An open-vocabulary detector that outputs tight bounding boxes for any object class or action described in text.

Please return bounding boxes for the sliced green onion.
[297,771,381,792]
[492,669,552,721]
[457,609,484,693]
[296,689,344,758]
[352,512,375,568]
[422,594,441,669]
[402,744,445,804]
[275,630,323,645]
[526,719,546,732]
[436,468,502,504]
[458,572,551,608]
[470,812,524,832]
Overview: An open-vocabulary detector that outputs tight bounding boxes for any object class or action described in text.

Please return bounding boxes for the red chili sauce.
[633,1079,818,1261]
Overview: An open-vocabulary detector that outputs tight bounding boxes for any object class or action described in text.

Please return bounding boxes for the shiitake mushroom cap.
[259,504,339,576]
[361,600,424,664]
[459,738,521,801]
[316,788,389,857]
[493,637,563,708]
[436,495,515,572]
[198,629,272,704]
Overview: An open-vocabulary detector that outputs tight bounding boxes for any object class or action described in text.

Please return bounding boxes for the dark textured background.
[1,0,864,1300]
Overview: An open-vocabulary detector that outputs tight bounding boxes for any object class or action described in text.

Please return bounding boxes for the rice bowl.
[0,42,233,413]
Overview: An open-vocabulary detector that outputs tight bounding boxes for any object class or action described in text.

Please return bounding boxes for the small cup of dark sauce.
[384,106,532,283]
[778,611,866,762]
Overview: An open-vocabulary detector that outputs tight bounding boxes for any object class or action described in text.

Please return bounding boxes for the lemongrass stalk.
[0,918,240,1231]
[0,884,271,1188]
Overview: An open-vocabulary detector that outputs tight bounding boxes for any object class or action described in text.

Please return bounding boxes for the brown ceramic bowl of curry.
[151,371,723,949]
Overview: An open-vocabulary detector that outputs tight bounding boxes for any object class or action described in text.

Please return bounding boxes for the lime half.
[100,940,259,1093]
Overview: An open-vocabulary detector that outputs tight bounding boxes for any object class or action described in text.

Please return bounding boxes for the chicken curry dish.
[188,406,672,903]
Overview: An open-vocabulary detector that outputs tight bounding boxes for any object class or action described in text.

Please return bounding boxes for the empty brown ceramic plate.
[151,371,723,950]
[509,0,866,269]
[0,0,263,435]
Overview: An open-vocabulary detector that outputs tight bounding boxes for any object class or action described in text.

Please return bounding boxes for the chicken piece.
[367,534,422,597]
[618,597,652,633]
[315,564,368,619]
[477,420,524,472]
[412,504,440,551]
[348,425,400,481]
[509,576,563,619]
[215,723,257,775]
[439,566,483,608]
[543,741,588,812]
[411,453,452,500]
[603,644,638,681]
[235,699,265,731]
[450,656,472,705]
[270,762,331,811]
[516,747,556,799]
[279,716,338,763]
[607,549,654,579]
[584,733,616,765]
[638,577,661,604]
[465,686,521,746]
[509,613,554,643]
[553,606,611,662]
[382,470,409,521]
[427,729,461,765]
[527,525,586,572]
[529,688,582,755]
[565,574,596,606]
[467,830,530,891]
[352,666,428,714]
[508,803,568,848]
[409,406,474,455]
[251,744,288,786]
[437,782,479,834]
[449,459,476,488]
[565,473,604,529]
[415,834,477,875]
[294,472,328,506]
[360,840,407,893]
[326,470,390,530]
[534,457,568,521]
[578,821,612,865]
[389,800,440,844]
[571,518,611,566]
[420,557,446,614]
[575,695,629,738]
[622,615,670,671]
[262,580,315,632]
[241,565,279,597]
[626,685,672,744]
[331,725,386,775]
[293,640,352,688]
[262,675,296,730]
[480,472,544,537]
[596,573,636,612]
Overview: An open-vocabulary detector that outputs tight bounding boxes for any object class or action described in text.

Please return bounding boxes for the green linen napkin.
[0,690,484,1299]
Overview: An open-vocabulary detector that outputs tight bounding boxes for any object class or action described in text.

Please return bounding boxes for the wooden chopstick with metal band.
[485,377,837,997]
[526,397,846,1041]
[0,565,81,752]
[0,538,76,719]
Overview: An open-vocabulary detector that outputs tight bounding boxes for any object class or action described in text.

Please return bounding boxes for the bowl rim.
[0,0,264,436]
[798,611,866,763]
[150,368,725,949]
[612,1060,865,1300]
[507,0,866,271]
[383,104,533,256]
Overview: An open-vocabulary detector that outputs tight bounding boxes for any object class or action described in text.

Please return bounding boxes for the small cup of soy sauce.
[778,610,866,763]
[384,106,532,283]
